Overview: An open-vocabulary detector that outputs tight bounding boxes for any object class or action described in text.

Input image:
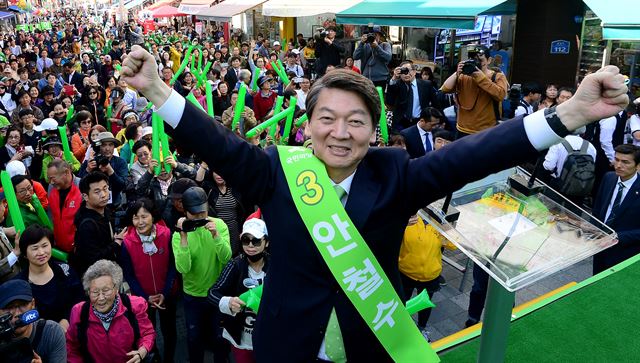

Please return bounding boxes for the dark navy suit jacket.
[167,102,538,362]
[401,124,427,159]
[592,172,640,273]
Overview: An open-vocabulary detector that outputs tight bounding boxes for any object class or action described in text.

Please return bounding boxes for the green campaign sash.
[277,146,439,362]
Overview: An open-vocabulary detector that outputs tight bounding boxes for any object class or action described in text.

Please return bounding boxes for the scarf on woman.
[92,294,120,325]
[137,225,158,255]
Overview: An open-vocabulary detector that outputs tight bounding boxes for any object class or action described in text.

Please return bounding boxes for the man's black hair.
[79,171,110,194]
[558,86,575,95]
[522,82,543,97]
[419,107,444,122]
[433,129,454,143]
[614,144,640,164]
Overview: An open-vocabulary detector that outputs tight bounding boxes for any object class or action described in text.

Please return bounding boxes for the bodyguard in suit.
[401,107,445,159]
[386,60,437,131]
[120,45,628,362]
[61,61,85,93]
[592,144,640,274]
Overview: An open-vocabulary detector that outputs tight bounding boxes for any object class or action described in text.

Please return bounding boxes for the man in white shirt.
[295,77,310,110]
[629,113,640,146]
[544,135,597,178]
[514,82,542,117]
[119,44,629,362]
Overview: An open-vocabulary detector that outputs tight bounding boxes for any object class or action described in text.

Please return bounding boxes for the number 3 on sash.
[296,170,324,205]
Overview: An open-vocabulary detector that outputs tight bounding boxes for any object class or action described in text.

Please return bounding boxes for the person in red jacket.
[46,159,82,253]
[252,75,277,122]
[66,259,156,363]
[6,159,49,210]
[120,198,178,363]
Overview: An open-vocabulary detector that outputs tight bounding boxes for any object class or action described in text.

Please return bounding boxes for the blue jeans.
[183,293,229,363]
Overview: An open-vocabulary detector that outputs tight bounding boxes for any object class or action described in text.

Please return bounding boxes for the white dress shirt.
[604,173,638,221]
[543,135,597,178]
[629,114,640,147]
[417,125,433,153]
[599,116,617,163]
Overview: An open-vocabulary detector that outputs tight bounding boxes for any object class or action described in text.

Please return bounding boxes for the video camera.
[93,154,110,167]
[181,218,209,233]
[0,309,40,363]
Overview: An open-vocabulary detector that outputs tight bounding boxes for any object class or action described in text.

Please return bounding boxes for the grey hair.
[82,259,124,293]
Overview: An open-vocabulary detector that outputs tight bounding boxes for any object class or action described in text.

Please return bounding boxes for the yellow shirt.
[398,217,455,282]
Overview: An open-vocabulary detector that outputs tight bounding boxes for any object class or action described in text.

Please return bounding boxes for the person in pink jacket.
[66,259,156,363]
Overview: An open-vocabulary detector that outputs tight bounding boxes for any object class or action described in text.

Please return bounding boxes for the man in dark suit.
[386,60,436,131]
[223,56,243,90]
[401,107,445,159]
[120,45,628,361]
[592,144,640,274]
[61,61,85,93]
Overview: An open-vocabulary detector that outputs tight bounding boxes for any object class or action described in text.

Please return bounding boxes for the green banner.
[277,146,439,362]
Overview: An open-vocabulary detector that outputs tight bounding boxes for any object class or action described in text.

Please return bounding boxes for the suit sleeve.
[163,98,276,207]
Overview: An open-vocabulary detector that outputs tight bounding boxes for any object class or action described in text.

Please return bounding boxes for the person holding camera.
[353,26,392,89]
[441,45,508,139]
[172,186,231,363]
[78,132,128,206]
[386,60,437,130]
[0,279,67,363]
[314,26,344,77]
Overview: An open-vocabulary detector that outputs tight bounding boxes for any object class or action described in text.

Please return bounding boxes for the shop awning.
[0,11,14,19]
[262,0,363,17]
[178,0,216,15]
[125,0,146,10]
[195,0,266,22]
[8,5,26,14]
[147,0,174,11]
[152,5,187,17]
[583,0,640,40]
[337,0,516,29]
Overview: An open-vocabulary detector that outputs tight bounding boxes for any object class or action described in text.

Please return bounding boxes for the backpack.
[557,139,595,197]
[77,293,140,363]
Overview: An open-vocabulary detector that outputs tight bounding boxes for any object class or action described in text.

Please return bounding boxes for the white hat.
[241,218,268,239]
[272,41,281,46]
[141,126,153,138]
[34,118,59,132]
[6,160,26,177]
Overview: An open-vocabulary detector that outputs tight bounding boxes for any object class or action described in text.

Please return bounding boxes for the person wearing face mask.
[120,198,178,363]
[208,218,270,363]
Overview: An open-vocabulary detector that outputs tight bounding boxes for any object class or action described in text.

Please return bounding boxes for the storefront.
[578,0,640,99]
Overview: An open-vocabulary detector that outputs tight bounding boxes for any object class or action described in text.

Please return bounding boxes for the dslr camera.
[461,46,486,75]
[93,154,110,167]
[365,33,376,43]
[318,28,327,38]
[400,67,411,75]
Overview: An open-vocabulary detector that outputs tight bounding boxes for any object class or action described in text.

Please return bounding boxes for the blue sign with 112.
[550,40,570,54]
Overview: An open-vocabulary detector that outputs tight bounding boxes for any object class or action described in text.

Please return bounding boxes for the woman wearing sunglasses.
[207,218,270,363]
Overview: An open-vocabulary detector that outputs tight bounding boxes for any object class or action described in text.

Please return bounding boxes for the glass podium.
[420,168,617,362]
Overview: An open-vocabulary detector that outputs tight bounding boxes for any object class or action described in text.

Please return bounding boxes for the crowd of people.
[0,8,637,363]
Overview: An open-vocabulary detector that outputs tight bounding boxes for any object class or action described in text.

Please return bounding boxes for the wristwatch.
[544,106,571,138]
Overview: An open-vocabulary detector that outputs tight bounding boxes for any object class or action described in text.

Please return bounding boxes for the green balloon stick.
[31,194,53,229]
[205,81,214,117]
[232,84,247,132]
[160,128,172,174]
[1,171,25,233]
[269,96,284,139]
[199,61,213,87]
[151,113,161,176]
[238,285,263,312]
[65,104,75,125]
[186,92,205,112]
[294,113,308,128]
[405,289,436,315]
[128,139,135,167]
[51,248,68,263]
[271,61,289,86]
[250,67,260,92]
[105,104,112,132]
[57,126,73,163]
[245,106,294,139]
[376,86,389,144]
[281,96,297,145]
[170,45,195,86]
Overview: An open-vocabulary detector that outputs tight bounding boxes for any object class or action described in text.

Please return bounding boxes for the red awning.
[152,5,187,17]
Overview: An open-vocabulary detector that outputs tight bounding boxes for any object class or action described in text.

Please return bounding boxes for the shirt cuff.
[7,252,17,267]
[154,90,185,129]
[523,109,563,151]
[219,296,236,316]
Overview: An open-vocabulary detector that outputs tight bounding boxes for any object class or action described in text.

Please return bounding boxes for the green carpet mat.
[440,259,640,362]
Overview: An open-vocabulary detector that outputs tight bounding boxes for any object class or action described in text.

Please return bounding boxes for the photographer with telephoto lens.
[440,45,509,139]
[78,132,129,206]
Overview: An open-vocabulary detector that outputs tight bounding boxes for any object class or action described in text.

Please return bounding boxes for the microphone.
[13,309,39,328]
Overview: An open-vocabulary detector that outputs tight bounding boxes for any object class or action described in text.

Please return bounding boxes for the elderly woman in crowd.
[15,224,84,332]
[66,259,156,363]
[120,198,178,362]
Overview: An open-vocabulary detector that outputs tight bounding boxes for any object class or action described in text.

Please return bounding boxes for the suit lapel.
[345,159,381,230]
[614,174,640,216]
[597,175,617,219]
